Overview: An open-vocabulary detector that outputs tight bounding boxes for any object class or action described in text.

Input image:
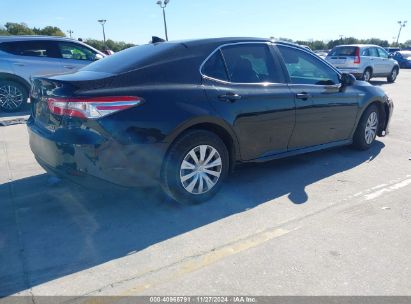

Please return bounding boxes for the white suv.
[325,44,399,83]
[0,36,105,112]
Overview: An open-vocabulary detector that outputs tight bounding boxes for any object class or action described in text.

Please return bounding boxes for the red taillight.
[47,96,143,119]
[354,47,360,64]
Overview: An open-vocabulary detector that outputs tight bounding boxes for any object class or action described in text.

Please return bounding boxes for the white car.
[325,44,399,83]
[0,36,105,112]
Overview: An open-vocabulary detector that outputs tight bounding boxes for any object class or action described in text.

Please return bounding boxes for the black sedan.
[27,38,394,204]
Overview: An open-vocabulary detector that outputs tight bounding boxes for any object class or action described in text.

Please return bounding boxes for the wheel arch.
[0,73,31,93]
[353,99,388,137]
[164,116,241,173]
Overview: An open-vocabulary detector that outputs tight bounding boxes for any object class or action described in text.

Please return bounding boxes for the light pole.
[396,20,407,46]
[98,19,107,48]
[156,0,170,41]
[67,29,74,39]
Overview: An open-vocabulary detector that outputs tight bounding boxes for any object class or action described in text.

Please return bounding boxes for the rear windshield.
[82,42,182,74]
[329,46,358,56]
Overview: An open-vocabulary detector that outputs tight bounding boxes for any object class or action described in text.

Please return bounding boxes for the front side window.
[0,41,59,58]
[277,45,339,85]
[369,48,379,57]
[377,48,389,59]
[57,42,97,61]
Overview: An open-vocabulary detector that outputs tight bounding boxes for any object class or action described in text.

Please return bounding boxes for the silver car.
[325,44,399,83]
[0,36,105,112]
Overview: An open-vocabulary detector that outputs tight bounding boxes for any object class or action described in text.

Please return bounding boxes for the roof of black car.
[161,37,304,52]
[175,37,270,46]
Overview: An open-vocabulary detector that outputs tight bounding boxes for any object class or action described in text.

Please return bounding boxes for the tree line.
[2,22,410,52]
[0,22,135,52]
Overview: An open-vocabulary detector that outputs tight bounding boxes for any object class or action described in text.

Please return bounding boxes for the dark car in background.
[393,51,411,68]
[27,38,394,204]
[385,47,401,54]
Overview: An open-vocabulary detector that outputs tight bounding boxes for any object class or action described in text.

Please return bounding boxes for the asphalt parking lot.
[1,71,411,298]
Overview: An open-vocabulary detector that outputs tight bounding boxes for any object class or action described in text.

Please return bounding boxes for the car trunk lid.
[30,71,115,131]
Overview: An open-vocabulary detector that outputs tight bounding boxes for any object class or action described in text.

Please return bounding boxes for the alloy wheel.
[391,69,397,81]
[365,112,378,145]
[0,85,24,111]
[180,145,222,195]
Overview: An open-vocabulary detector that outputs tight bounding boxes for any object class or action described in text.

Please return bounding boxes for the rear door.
[0,40,64,83]
[276,44,359,149]
[55,41,99,73]
[202,42,296,161]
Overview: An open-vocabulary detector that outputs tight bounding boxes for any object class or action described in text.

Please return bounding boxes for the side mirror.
[94,53,104,61]
[340,73,356,86]
[388,53,394,58]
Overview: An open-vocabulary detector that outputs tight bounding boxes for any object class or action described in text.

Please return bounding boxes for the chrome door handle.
[13,63,25,66]
[63,65,75,69]
[296,93,311,100]
[218,93,242,102]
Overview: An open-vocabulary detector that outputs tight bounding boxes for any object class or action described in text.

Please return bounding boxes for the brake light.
[354,47,360,64]
[47,96,143,119]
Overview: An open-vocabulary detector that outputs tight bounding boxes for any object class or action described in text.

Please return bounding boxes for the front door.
[369,47,384,74]
[376,47,394,75]
[54,41,98,73]
[276,45,360,149]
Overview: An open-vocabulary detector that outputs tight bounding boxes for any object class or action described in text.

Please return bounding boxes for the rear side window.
[220,44,284,83]
[329,46,357,56]
[361,49,370,56]
[202,50,229,81]
[0,41,59,58]
[57,42,97,61]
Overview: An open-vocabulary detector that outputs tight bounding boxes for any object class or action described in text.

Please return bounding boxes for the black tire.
[362,68,372,82]
[353,104,379,150]
[161,129,229,205]
[387,67,399,83]
[0,80,28,112]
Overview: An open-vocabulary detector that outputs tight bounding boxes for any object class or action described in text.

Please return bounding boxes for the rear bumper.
[336,68,363,78]
[27,120,167,188]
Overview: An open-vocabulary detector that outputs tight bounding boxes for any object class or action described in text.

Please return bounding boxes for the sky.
[1,0,410,45]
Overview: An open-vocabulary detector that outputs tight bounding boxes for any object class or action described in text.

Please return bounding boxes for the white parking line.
[364,178,411,201]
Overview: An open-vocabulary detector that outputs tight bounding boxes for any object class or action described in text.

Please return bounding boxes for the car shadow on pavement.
[0,141,384,296]
[369,80,391,86]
